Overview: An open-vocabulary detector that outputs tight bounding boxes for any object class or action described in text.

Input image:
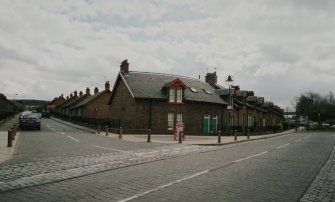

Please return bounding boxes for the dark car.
[20,113,41,130]
[42,110,50,118]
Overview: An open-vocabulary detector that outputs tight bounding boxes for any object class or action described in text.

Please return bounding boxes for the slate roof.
[121,71,227,105]
[72,91,105,109]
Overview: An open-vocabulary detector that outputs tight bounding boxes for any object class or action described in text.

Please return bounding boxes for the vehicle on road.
[19,111,32,122]
[19,113,41,130]
[42,110,50,118]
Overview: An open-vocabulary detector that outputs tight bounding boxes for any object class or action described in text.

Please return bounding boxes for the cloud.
[0,0,334,109]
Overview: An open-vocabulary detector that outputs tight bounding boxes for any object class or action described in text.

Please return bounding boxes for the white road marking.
[59,132,65,135]
[276,143,290,149]
[234,151,268,163]
[294,139,303,143]
[50,127,56,131]
[91,145,125,152]
[117,170,209,202]
[67,136,79,142]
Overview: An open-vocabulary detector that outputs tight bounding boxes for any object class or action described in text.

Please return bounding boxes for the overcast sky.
[1,0,334,110]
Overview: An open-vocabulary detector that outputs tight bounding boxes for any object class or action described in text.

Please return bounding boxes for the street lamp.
[225,75,234,136]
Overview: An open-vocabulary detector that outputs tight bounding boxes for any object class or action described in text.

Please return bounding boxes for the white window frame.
[168,113,174,130]
[230,116,234,126]
[176,113,183,122]
[176,88,182,103]
[248,115,252,127]
[169,88,175,102]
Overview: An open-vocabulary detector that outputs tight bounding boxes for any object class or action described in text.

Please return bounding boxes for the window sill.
[168,102,184,105]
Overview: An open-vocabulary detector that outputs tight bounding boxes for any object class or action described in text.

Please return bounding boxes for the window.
[230,116,234,126]
[176,88,182,103]
[169,88,183,103]
[212,115,218,133]
[190,87,198,93]
[169,88,175,102]
[248,115,252,127]
[243,114,247,126]
[176,113,183,122]
[203,89,212,95]
[168,113,174,130]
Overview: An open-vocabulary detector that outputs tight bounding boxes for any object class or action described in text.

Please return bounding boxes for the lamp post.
[225,75,234,136]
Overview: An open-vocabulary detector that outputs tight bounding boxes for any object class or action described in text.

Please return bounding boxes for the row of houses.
[0,93,14,119]
[48,59,284,134]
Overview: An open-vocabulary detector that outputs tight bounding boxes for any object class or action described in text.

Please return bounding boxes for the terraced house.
[108,60,227,134]
[108,60,284,135]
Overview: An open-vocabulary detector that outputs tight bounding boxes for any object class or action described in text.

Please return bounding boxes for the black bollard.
[147,129,151,143]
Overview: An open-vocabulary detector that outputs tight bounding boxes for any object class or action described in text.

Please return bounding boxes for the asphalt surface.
[0,117,334,201]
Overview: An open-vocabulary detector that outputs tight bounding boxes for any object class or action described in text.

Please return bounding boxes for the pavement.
[0,115,298,164]
[51,116,295,145]
[0,115,20,163]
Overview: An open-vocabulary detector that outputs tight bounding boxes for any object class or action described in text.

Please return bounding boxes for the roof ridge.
[129,71,206,84]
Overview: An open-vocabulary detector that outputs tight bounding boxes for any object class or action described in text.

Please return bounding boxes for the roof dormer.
[165,78,187,104]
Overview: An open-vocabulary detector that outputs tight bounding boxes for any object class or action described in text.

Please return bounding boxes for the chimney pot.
[79,91,83,97]
[94,87,99,94]
[105,81,110,91]
[120,59,129,74]
[86,87,90,95]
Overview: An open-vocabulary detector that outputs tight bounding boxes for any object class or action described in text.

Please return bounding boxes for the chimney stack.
[120,59,129,74]
[105,81,110,91]
[86,87,90,95]
[79,91,83,97]
[74,90,78,97]
[70,93,73,98]
[94,87,99,94]
[205,72,217,86]
[66,96,69,100]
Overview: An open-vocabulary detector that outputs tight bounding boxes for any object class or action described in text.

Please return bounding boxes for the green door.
[203,115,210,134]
[212,116,218,133]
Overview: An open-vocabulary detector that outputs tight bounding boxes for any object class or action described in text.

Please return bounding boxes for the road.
[0,117,334,201]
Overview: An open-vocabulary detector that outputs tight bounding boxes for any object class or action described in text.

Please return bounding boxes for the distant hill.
[14,99,48,106]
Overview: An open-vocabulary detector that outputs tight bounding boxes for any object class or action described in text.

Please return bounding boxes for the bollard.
[178,131,182,143]
[119,127,122,139]
[247,129,250,139]
[13,124,17,137]
[11,126,15,141]
[147,129,151,143]
[218,130,221,143]
[97,125,100,134]
[7,130,12,147]
[234,130,237,141]
[105,125,108,136]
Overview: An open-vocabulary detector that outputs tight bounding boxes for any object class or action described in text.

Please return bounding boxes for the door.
[212,115,218,133]
[203,115,210,134]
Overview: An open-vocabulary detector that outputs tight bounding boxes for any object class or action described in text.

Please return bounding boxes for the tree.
[295,91,335,123]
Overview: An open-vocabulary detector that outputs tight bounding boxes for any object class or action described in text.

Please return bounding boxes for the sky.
[0,0,334,110]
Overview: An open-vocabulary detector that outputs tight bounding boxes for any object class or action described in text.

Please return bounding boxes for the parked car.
[19,113,41,130]
[42,110,50,118]
[19,111,32,122]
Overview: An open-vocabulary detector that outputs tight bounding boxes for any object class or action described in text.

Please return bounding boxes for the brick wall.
[83,91,112,119]
[109,78,227,134]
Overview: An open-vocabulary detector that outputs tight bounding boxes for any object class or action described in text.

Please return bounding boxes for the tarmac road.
[0,117,333,202]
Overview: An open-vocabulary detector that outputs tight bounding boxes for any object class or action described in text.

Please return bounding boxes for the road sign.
[176,122,184,132]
